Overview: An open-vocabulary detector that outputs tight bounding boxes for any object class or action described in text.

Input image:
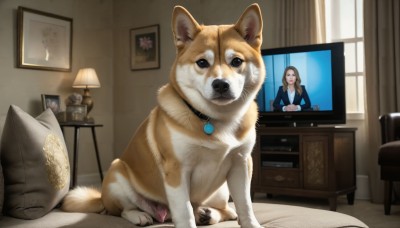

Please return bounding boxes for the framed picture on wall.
[17,7,73,72]
[130,24,160,71]
[41,94,61,114]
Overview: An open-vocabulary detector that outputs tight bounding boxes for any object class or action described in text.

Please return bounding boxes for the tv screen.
[256,42,345,126]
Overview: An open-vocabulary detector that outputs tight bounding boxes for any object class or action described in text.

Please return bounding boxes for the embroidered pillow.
[0,105,70,219]
[0,162,3,218]
[0,115,5,217]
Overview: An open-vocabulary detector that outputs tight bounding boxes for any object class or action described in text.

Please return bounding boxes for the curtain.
[273,0,326,47]
[364,0,400,203]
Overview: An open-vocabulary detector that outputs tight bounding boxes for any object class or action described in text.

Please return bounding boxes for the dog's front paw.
[121,210,153,226]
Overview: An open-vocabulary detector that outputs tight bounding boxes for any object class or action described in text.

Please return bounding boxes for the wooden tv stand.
[251,126,357,211]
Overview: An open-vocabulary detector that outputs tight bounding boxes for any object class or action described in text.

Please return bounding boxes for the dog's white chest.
[188,145,233,200]
[170,130,249,200]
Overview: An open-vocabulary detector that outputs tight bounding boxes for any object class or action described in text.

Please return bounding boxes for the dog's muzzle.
[212,79,230,93]
[211,79,235,101]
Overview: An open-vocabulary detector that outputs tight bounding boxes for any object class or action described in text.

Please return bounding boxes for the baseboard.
[355,175,370,200]
[76,173,103,187]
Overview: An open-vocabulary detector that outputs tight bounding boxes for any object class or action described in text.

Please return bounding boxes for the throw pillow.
[0,115,5,218]
[0,105,70,219]
[0,162,3,218]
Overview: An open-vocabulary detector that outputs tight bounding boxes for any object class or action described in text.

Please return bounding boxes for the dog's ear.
[172,6,202,50]
[234,4,263,49]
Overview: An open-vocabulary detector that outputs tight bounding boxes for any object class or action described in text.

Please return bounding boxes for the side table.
[59,122,104,188]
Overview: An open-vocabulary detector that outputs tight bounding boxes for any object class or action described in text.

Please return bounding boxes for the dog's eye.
[230,57,243,67]
[196,59,210,68]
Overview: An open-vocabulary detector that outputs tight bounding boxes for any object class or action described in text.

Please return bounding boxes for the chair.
[378,113,400,215]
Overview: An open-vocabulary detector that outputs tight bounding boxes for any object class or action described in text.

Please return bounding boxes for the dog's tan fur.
[63,4,265,228]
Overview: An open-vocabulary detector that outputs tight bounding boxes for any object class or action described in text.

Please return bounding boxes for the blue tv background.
[257,50,333,112]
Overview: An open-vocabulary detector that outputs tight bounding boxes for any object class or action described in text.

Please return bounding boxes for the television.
[256,42,346,127]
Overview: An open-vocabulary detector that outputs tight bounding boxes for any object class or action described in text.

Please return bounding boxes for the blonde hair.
[282,66,303,95]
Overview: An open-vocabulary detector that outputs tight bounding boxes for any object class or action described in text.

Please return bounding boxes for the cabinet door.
[302,135,329,190]
[260,169,300,188]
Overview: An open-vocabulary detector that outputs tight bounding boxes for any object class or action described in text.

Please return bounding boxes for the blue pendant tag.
[203,122,214,135]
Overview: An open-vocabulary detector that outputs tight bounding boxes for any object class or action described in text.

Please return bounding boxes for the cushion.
[0,209,138,228]
[0,203,369,228]
[0,105,70,219]
[378,140,400,165]
[0,114,4,217]
[0,162,3,217]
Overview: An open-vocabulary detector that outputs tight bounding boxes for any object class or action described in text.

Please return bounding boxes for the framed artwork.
[41,94,61,114]
[66,105,87,122]
[130,24,160,71]
[17,6,73,72]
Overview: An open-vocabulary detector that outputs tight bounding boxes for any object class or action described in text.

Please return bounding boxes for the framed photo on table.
[17,7,73,72]
[66,105,87,122]
[41,94,61,114]
[130,24,160,71]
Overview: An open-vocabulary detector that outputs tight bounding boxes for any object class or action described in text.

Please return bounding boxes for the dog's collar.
[184,100,215,135]
[184,100,210,121]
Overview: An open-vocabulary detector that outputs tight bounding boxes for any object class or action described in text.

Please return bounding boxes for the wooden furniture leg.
[71,126,80,188]
[347,192,355,205]
[384,180,393,215]
[91,126,103,181]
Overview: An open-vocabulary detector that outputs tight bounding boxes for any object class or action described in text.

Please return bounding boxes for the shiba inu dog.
[62,3,265,228]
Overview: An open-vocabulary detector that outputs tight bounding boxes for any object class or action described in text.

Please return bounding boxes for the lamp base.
[81,88,94,122]
[84,116,95,123]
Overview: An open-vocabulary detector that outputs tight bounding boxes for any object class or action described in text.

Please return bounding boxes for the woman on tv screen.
[273,66,311,112]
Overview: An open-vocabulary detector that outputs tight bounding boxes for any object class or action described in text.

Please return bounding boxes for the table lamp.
[72,68,101,121]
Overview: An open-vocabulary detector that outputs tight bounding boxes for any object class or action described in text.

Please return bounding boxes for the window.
[325,0,364,119]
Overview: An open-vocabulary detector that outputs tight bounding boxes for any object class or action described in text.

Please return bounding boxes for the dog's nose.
[212,79,230,93]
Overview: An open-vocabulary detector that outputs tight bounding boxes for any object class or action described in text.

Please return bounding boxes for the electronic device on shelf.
[262,161,294,168]
[256,42,346,127]
[262,146,293,152]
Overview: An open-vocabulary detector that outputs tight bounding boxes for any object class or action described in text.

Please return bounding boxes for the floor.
[252,193,400,228]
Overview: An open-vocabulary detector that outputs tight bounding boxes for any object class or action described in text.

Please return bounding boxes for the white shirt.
[288,89,295,104]
[282,89,301,112]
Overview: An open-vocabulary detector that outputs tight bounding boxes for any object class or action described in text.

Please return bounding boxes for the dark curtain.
[272,0,326,48]
[364,0,400,203]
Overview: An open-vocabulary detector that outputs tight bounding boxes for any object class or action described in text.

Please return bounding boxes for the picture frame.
[17,6,73,72]
[130,24,160,71]
[41,94,61,114]
[66,105,87,122]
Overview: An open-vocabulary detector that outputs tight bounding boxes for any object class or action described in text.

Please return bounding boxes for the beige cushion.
[0,163,3,217]
[0,105,70,219]
[0,203,368,228]
[0,114,4,218]
[204,203,368,228]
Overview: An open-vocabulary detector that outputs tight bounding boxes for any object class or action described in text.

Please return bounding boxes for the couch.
[378,112,400,215]
[0,105,369,228]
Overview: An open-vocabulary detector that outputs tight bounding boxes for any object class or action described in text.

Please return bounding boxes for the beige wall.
[113,0,369,195]
[0,0,368,192]
[113,0,276,156]
[0,0,114,179]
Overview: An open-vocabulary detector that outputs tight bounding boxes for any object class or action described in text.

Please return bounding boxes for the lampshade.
[73,68,101,88]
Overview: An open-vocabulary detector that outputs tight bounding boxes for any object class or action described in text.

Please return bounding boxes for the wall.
[113,0,275,156]
[0,0,114,182]
[0,0,369,197]
[113,0,369,199]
